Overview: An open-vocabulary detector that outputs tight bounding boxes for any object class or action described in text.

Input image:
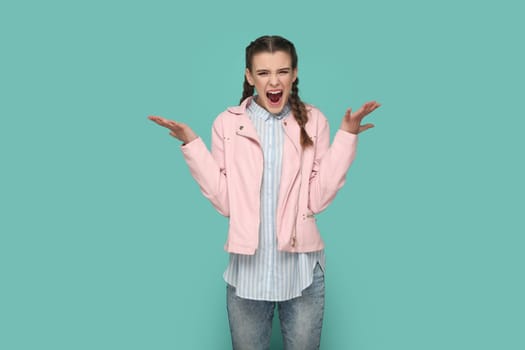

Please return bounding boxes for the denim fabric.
[227,263,325,350]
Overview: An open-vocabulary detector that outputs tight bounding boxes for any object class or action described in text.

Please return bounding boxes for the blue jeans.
[227,263,325,350]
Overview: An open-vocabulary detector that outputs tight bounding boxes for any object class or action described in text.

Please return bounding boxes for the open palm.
[148,116,197,144]
[340,101,381,134]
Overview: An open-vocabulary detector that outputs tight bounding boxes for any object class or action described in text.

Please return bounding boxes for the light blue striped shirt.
[223,97,325,301]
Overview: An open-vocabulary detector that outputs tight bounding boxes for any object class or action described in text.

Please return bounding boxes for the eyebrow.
[255,67,292,73]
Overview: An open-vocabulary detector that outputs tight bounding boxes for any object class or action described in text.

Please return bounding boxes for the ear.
[292,68,298,83]
[245,68,254,86]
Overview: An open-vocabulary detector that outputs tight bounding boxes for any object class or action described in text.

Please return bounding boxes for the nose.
[269,73,279,86]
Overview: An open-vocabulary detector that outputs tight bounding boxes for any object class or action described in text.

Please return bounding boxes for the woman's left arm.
[308,101,381,213]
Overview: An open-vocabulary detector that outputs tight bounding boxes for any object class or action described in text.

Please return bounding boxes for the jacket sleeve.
[308,111,358,214]
[180,116,230,217]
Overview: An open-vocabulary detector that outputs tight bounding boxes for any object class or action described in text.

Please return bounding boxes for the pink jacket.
[181,97,358,254]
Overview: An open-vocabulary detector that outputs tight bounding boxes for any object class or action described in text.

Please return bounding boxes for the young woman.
[149,35,380,350]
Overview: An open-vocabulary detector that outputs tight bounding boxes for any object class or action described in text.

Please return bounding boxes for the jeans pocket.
[314,262,324,280]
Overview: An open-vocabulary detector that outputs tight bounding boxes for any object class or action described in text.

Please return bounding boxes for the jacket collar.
[229,96,302,153]
[227,97,252,115]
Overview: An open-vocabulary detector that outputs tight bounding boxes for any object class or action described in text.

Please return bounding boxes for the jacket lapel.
[228,98,261,145]
[234,114,261,145]
[278,114,302,218]
[282,114,301,154]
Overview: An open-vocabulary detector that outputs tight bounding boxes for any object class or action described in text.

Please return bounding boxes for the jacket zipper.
[290,150,304,248]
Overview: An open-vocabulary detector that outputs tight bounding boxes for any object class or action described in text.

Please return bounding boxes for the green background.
[1,0,523,349]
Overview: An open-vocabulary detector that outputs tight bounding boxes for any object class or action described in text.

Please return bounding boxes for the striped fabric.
[223,96,325,301]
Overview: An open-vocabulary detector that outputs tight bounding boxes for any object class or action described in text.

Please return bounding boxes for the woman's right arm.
[148,116,230,217]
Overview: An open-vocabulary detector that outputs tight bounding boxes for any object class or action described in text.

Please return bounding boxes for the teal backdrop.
[1,0,523,349]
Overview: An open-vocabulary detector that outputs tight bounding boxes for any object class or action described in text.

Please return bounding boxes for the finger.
[148,116,161,124]
[169,119,185,128]
[351,105,366,120]
[366,101,377,107]
[364,102,376,113]
[150,117,182,131]
[358,123,375,134]
[369,103,380,115]
[368,101,380,110]
[151,119,169,127]
[148,115,169,125]
[360,102,380,118]
[157,120,173,129]
[148,115,170,124]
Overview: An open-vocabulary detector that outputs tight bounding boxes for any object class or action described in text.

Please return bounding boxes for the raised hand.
[340,101,381,134]
[148,116,198,144]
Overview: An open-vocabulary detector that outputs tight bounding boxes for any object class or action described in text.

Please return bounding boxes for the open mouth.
[266,90,283,105]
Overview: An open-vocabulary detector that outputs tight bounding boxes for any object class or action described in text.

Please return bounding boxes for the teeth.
[268,91,282,95]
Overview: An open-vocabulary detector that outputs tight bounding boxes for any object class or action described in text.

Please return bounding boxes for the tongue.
[268,92,282,103]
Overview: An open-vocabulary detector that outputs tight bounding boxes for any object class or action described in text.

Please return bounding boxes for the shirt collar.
[247,95,291,121]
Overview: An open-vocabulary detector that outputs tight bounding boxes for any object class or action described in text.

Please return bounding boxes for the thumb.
[344,108,352,120]
[358,124,375,134]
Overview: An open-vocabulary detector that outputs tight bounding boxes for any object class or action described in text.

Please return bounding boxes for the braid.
[239,77,255,104]
[289,79,313,148]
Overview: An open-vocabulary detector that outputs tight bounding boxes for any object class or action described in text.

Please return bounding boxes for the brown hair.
[240,35,313,148]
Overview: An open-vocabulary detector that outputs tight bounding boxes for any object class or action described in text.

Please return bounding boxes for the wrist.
[341,124,360,135]
[340,120,360,135]
[182,135,198,145]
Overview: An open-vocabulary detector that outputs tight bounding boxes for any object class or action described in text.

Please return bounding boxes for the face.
[245,51,298,114]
